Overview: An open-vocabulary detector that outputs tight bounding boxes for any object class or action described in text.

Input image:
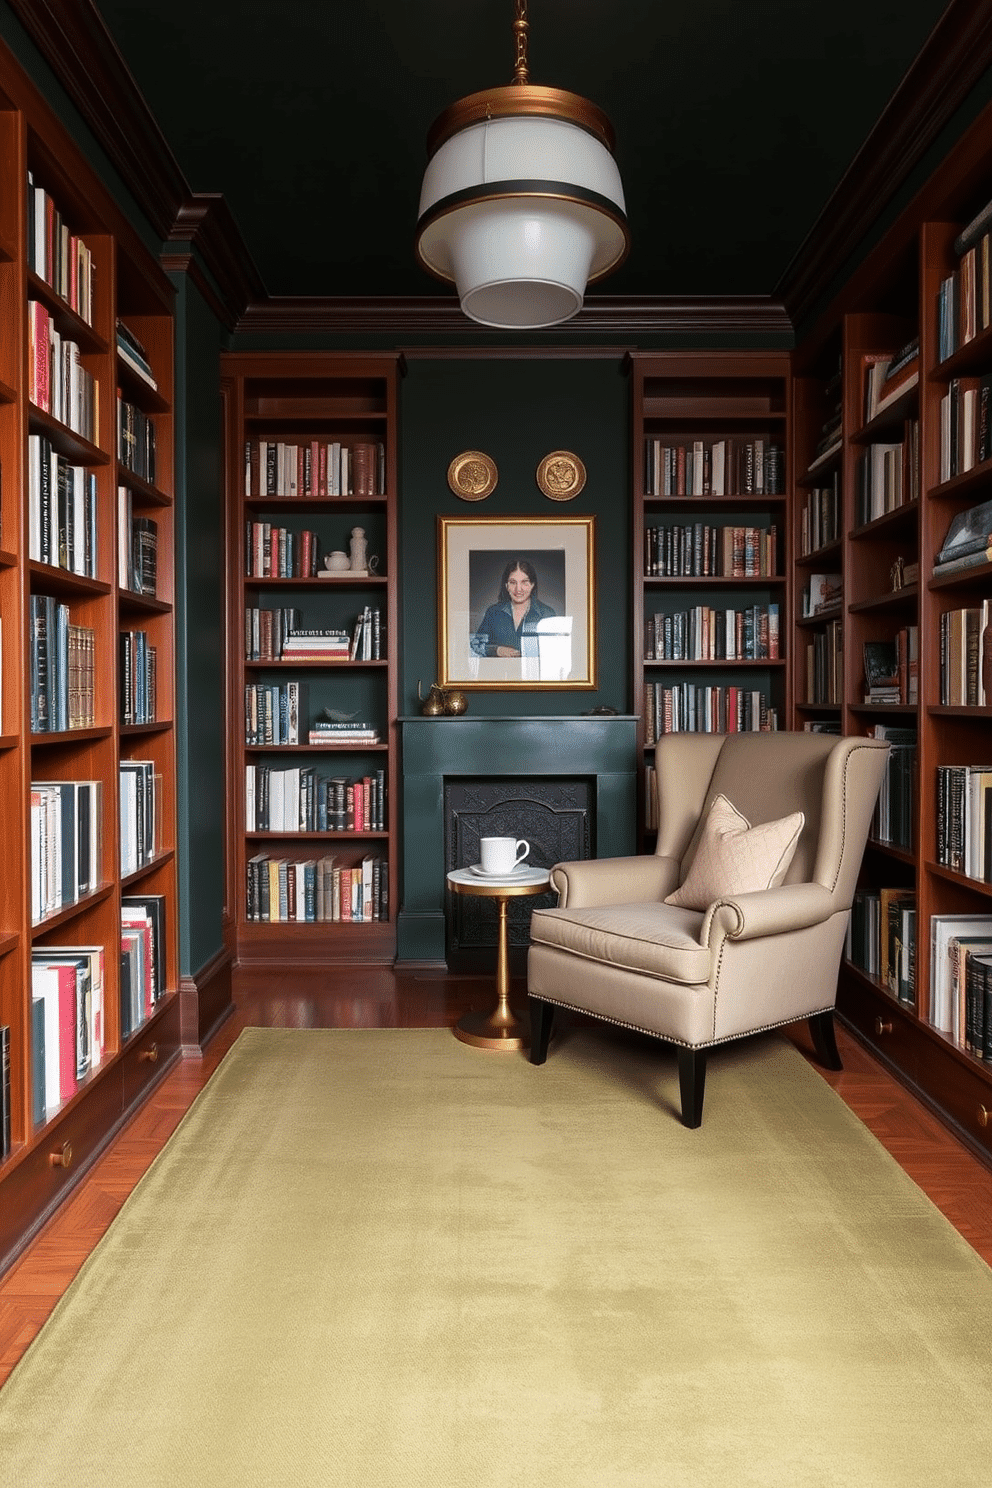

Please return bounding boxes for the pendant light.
[415,1,630,329]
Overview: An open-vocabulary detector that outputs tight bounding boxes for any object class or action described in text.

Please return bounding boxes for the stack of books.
[306,719,381,746]
[281,629,351,660]
[934,499,992,576]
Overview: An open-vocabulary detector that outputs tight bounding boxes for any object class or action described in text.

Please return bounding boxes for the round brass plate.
[448,450,498,501]
[537,450,586,501]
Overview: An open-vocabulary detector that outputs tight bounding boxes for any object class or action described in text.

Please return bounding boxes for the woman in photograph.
[471,557,556,658]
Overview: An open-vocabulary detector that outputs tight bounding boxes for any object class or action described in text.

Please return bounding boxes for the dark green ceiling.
[92,0,950,301]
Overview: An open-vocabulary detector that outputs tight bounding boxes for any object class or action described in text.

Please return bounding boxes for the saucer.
[470,862,530,879]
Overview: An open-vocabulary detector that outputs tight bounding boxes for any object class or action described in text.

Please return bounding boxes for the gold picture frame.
[438,515,596,690]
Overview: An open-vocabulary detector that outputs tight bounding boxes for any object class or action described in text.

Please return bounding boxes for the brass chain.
[512,0,529,85]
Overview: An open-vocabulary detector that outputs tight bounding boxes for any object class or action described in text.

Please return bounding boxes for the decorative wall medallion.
[447,450,498,501]
[537,450,586,501]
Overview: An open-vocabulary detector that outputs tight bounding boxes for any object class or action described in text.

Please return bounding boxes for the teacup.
[479,836,529,875]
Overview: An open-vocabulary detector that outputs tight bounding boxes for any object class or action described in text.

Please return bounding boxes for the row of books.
[28,300,99,443]
[30,896,166,1124]
[120,895,167,1037]
[117,491,158,596]
[936,764,992,883]
[244,439,385,499]
[29,596,95,733]
[799,477,840,555]
[117,392,157,485]
[30,780,102,922]
[116,321,158,392]
[846,888,916,1004]
[643,683,778,741]
[246,765,386,832]
[31,945,102,1122]
[26,171,95,325]
[27,435,98,575]
[644,438,785,496]
[119,629,157,726]
[868,725,916,852]
[645,605,780,662]
[644,523,778,578]
[245,606,301,661]
[929,914,992,1055]
[805,621,843,705]
[861,338,920,424]
[863,631,919,706]
[807,360,842,471]
[937,204,992,363]
[245,680,309,745]
[245,853,388,922]
[938,375,992,482]
[245,522,321,578]
[119,760,160,877]
[939,602,992,706]
[853,428,919,526]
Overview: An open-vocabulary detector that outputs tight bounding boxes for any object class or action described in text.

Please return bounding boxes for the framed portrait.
[438,515,596,690]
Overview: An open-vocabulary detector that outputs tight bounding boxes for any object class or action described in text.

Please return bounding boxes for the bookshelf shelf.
[224,351,401,960]
[0,37,180,1272]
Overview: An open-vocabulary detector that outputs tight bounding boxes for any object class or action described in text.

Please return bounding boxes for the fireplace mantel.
[398,715,639,964]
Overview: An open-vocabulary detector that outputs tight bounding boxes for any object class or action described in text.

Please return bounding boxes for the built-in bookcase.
[630,352,791,844]
[0,41,178,1272]
[791,90,992,1165]
[222,352,401,965]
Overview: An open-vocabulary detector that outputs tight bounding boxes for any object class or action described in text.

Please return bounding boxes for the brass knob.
[140,1041,159,1063]
[50,1140,73,1169]
[979,1105,989,1129]
[874,1018,892,1036]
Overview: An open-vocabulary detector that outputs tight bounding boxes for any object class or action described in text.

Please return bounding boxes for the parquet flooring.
[0,966,990,1388]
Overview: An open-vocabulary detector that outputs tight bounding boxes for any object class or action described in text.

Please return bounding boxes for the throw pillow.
[664,793,805,911]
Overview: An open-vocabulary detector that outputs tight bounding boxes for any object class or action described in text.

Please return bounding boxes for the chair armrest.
[550,855,680,908]
[702,882,836,944]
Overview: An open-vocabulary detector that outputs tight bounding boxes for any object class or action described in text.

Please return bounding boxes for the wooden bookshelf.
[0,39,179,1271]
[790,90,992,1166]
[221,352,401,965]
[630,351,792,845]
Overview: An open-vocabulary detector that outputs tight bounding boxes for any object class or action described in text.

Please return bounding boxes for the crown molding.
[162,195,267,331]
[232,295,792,343]
[776,0,992,328]
[5,0,189,239]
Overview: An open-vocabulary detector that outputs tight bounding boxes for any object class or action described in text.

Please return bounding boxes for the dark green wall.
[400,358,631,717]
[170,276,226,978]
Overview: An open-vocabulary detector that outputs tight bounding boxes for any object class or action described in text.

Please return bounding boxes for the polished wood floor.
[1,965,991,1388]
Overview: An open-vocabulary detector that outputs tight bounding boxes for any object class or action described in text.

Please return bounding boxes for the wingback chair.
[527,731,890,1127]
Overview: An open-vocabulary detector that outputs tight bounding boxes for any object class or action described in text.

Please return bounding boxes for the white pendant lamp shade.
[417,113,628,329]
[415,4,629,330]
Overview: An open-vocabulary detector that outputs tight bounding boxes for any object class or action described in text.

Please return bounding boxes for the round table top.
[447,865,551,898]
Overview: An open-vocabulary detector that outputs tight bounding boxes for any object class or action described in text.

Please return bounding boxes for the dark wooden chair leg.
[676,1047,706,1128]
[808,1009,843,1071]
[529,998,555,1064]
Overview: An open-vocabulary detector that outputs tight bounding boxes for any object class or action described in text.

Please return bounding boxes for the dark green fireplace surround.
[398,715,638,964]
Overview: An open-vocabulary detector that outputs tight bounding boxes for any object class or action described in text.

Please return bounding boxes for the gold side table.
[446,866,552,1050]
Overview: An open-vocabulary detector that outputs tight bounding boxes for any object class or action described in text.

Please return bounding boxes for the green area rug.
[2,1025,991,1487]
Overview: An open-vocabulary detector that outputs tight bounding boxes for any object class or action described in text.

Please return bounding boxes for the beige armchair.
[527,731,890,1127]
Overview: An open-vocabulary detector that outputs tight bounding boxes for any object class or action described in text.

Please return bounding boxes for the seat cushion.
[664,793,804,912]
[529,902,710,985]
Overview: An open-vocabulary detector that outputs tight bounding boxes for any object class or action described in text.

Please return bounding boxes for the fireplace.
[398,715,638,965]
[444,776,593,971]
